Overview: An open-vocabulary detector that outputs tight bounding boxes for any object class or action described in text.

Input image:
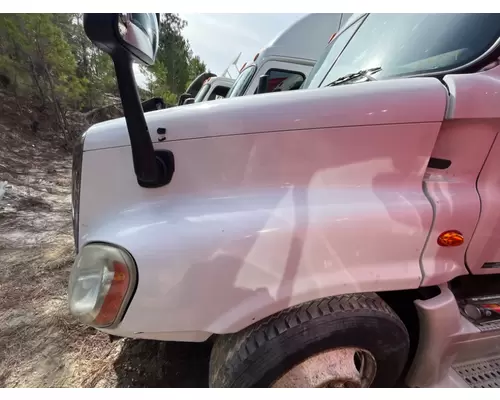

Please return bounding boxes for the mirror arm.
[113,51,156,184]
[112,51,174,188]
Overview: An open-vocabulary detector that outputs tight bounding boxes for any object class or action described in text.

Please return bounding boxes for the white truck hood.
[83,77,448,152]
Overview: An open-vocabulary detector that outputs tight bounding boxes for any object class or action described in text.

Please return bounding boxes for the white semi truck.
[183,14,352,104]
[185,14,351,105]
[226,13,351,97]
[181,54,241,105]
[70,13,500,388]
[191,76,235,103]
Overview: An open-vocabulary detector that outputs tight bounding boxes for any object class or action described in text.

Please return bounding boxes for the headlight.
[68,243,137,328]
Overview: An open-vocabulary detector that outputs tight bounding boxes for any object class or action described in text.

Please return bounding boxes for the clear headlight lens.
[68,243,137,328]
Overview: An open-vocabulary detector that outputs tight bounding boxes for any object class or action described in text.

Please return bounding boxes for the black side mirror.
[183,98,195,105]
[83,13,174,189]
[257,74,269,94]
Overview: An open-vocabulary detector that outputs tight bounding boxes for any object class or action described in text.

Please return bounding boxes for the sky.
[134,13,307,87]
[179,13,308,76]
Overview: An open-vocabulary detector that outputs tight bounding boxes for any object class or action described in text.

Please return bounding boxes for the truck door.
[207,85,231,101]
[418,121,497,286]
[465,132,500,275]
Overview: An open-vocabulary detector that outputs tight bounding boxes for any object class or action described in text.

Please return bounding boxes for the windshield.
[194,83,211,103]
[227,65,256,98]
[305,13,500,89]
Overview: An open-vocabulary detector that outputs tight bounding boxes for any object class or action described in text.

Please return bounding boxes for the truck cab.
[226,13,351,97]
[71,13,500,388]
[193,76,234,103]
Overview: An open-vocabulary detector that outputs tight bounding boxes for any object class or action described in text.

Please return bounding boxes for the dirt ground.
[0,124,211,388]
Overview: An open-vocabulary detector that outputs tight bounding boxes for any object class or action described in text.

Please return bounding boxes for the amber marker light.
[437,230,464,247]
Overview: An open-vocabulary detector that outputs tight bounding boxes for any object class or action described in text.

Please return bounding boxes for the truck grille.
[72,132,85,252]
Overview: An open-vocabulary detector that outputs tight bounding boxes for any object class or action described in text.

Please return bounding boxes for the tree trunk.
[43,64,69,143]
[28,57,46,108]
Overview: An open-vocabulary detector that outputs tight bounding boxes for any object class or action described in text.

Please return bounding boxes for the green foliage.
[188,55,208,84]
[145,13,208,99]
[0,12,208,141]
[62,13,117,110]
[0,14,81,101]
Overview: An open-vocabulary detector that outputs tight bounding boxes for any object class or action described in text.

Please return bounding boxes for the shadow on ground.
[113,339,212,387]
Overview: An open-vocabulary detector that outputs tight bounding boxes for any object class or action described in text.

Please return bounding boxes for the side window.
[194,83,211,103]
[257,69,306,93]
[227,65,256,98]
[208,85,230,101]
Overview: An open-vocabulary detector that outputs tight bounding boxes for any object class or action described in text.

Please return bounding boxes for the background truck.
[180,14,350,105]
[226,13,351,98]
[70,13,500,388]
[191,76,235,104]
[179,53,241,105]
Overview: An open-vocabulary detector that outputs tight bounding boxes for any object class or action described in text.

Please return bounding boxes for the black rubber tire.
[209,293,410,388]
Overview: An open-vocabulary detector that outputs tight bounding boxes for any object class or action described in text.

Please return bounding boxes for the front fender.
[83,121,443,337]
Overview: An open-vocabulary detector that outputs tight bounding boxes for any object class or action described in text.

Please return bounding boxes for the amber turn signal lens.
[437,230,464,247]
[94,261,130,326]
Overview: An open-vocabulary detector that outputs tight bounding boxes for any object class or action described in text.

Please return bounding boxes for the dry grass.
[0,122,211,388]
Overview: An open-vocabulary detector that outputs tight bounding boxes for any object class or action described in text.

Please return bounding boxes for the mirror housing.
[83,14,159,66]
[183,98,195,105]
[83,14,174,189]
[257,74,269,94]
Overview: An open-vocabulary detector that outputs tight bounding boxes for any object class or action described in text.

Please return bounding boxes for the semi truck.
[191,76,235,103]
[183,14,351,105]
[179,54,241,105]
[70,13,500,388]
[226,13,351,98]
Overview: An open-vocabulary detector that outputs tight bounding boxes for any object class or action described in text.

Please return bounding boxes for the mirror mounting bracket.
[112,50,174,188]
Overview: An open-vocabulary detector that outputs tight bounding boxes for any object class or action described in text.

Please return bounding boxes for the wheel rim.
[271,347,377,388]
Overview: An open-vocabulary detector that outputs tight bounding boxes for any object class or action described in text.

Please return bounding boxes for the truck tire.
[209,293,409,388]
